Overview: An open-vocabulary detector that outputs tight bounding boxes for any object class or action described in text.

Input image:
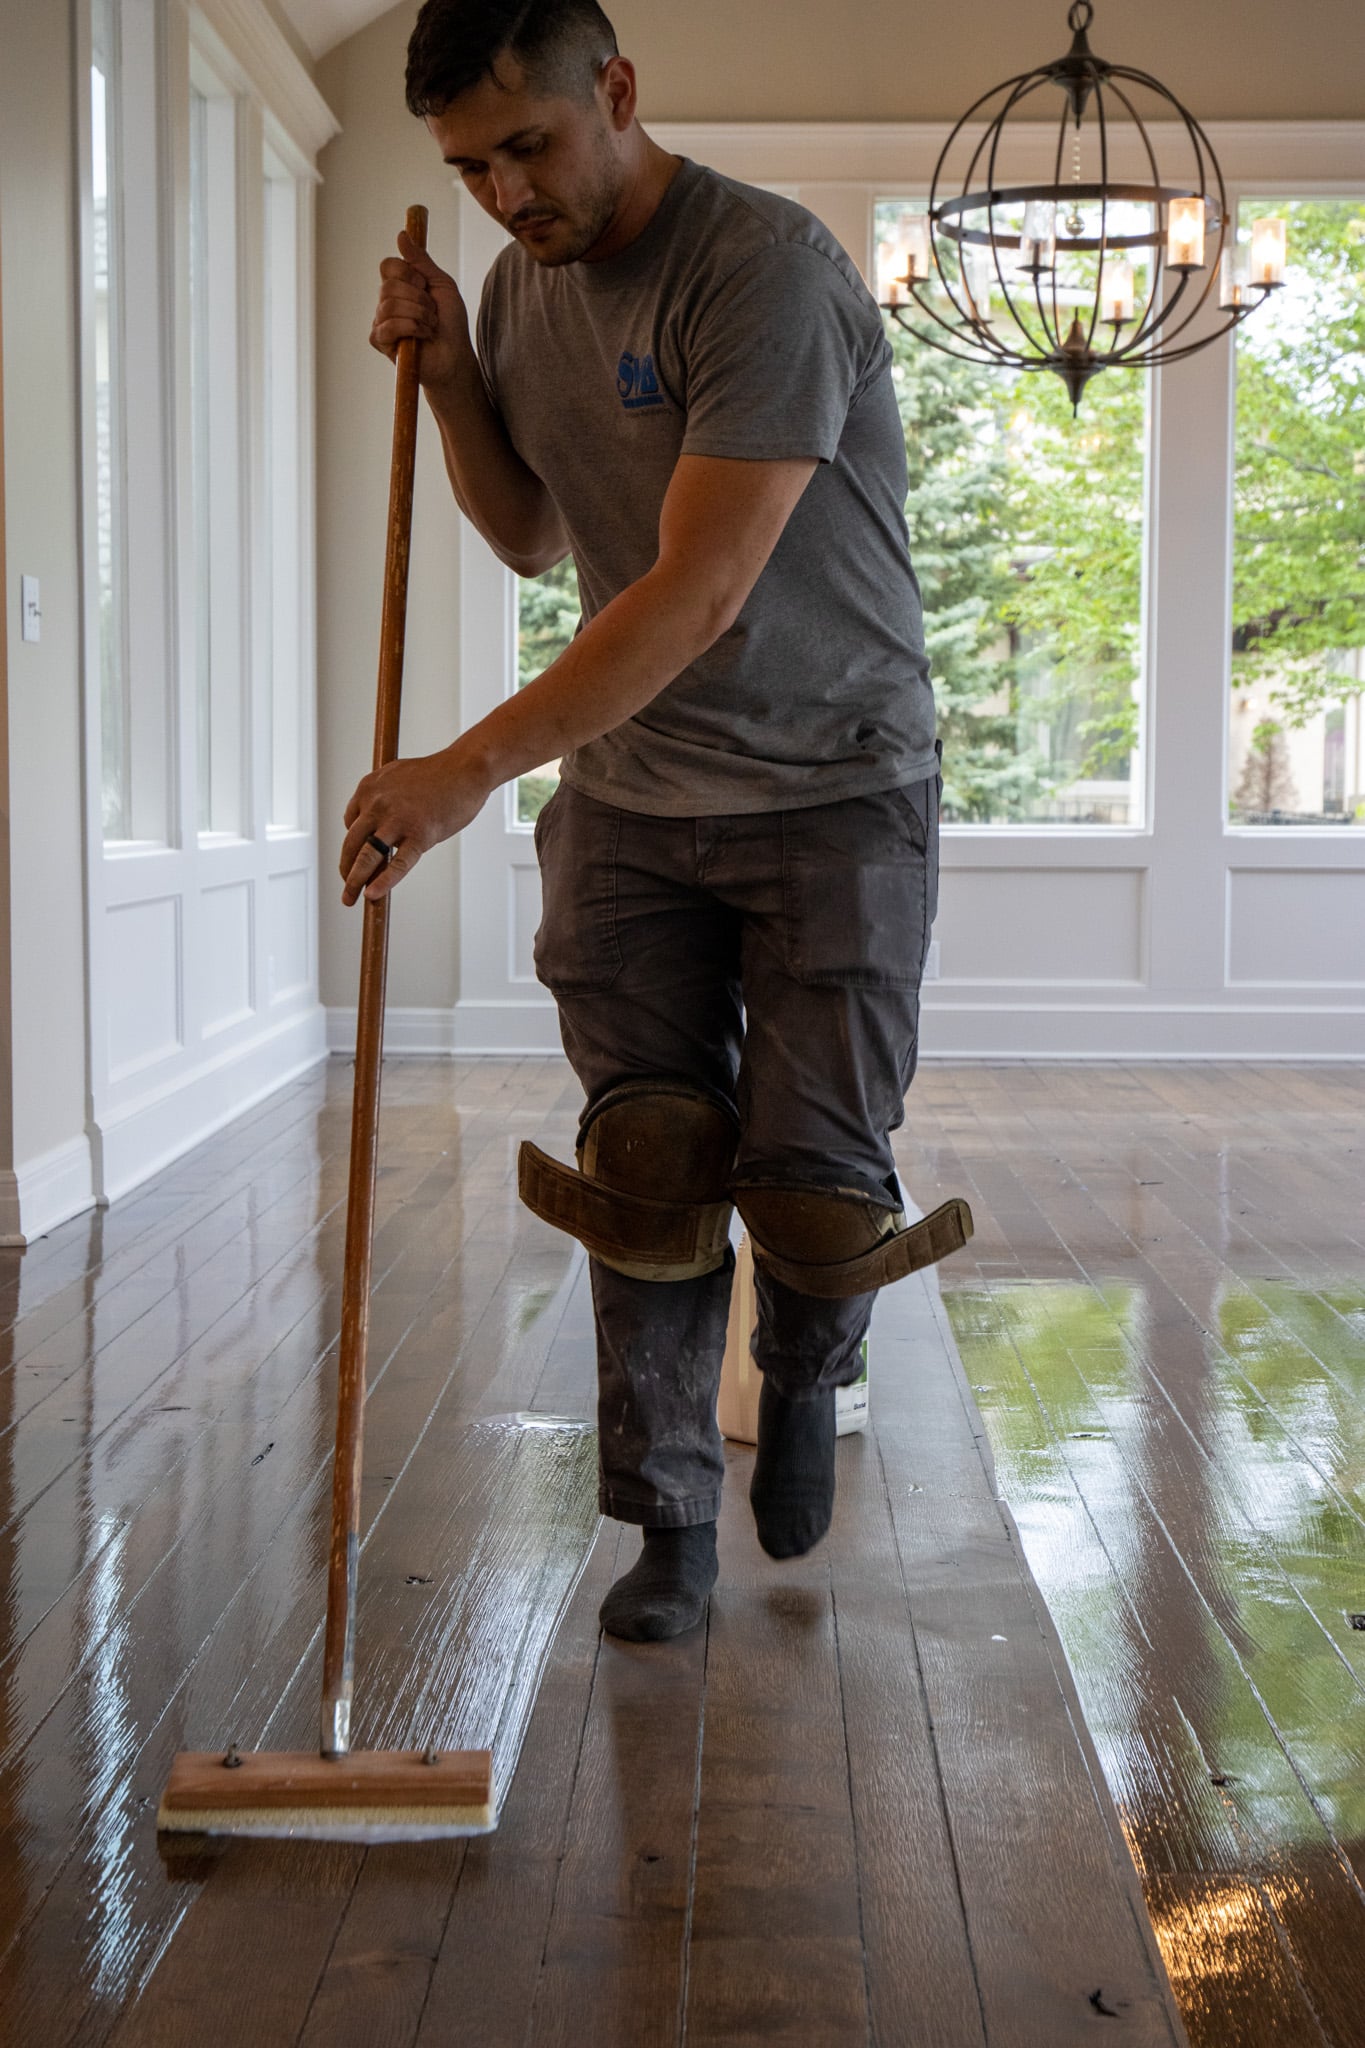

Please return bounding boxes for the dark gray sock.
[599,1523,718,1642]
[749,1379,837,1559]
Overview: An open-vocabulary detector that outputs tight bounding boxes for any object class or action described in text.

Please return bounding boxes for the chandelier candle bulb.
[1103,259,1135,324]
[1024,198,1057,243]
[963,244,994,319]
[1019,199,1058,272]
[1166,195,1206,270]
[1250,215,1287,287]
[1219,243,1251,309]
[903,215,932,283]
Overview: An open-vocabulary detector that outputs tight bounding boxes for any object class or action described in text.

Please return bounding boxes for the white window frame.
[189,50,249,839]
[1222,180,1365,840]
[76,0,335,1202]
[264,145,306,833]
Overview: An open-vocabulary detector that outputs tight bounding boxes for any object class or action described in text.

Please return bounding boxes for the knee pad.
[518,1081,739,1282]
[732,1182,973,1299]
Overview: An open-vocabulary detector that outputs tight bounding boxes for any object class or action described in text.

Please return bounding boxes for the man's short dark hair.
[406,0,620,118]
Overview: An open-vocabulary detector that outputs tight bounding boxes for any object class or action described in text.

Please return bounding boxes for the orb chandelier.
[880,0,1288,411]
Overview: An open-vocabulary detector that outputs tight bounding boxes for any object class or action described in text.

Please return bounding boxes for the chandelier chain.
[1066,131,1084,237]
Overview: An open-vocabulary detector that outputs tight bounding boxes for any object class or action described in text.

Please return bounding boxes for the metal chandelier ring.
[933,183,1223,257]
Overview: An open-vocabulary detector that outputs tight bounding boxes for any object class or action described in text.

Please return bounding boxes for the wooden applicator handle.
[321,204,429,1759]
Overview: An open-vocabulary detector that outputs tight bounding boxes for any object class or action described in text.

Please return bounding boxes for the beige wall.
[0,213,14,1174]
[320,0,1365,124]
[314,0,1364,1018]
[610,0,1365,123]
[0,0,92,1179]
[316,7,467,1012]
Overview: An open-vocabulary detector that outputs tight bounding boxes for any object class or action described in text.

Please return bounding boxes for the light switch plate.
[923,938,941,981]
[21,577,41,644]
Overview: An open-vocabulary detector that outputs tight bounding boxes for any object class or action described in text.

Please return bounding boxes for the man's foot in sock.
[599,1523,718,1642]
[750,1379,837,1559]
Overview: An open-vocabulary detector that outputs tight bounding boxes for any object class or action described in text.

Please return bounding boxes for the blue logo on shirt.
[617,350,665,411]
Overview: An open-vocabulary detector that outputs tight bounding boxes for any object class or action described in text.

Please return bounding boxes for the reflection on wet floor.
[942,1274,1365,2047]
[0,1061,594,2040]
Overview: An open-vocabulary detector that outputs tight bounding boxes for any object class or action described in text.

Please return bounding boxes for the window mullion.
[116,0,175,847]
[237,95,267,847]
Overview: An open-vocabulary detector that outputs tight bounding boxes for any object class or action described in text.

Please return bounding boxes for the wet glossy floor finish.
[2,1058,1349,2045]
[916,1064,1365,2048]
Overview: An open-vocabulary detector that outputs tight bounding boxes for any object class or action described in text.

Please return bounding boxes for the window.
[875,200,1150,826]
[189,70,245,836]
[514,556,578,824]
[80,0,326,1186]
[91,0,128,839]
[1228,197,1365,827]
[265,151,303,830]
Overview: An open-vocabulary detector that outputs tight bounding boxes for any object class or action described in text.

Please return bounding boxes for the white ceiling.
[277,0,401,61]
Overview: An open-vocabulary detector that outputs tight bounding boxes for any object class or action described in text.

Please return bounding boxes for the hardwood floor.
[918,1063,1365,2048]
[8,1056,1357,2044]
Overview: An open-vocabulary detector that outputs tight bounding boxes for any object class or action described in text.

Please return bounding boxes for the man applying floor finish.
[340,0,969,1642]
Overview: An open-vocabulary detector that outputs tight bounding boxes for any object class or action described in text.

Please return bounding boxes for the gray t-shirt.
[477,157,937,815]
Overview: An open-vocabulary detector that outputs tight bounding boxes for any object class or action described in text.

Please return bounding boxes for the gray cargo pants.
[533,772,939,1527]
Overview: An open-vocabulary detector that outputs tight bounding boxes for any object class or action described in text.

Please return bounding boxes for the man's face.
[426,56,630,267]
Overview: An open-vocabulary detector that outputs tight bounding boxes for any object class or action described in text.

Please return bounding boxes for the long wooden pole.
[321,204,428,1758]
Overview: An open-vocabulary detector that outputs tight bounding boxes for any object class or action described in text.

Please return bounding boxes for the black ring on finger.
[366,833,395,864]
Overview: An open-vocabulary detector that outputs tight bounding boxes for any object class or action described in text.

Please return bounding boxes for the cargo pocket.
[782,783,933,990]
[532,784,624,996]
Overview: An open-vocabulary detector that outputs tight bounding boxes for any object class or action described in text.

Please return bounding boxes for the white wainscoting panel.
[268,867,313,1002]
[201,880,255,1034]
[107,897,183,1082]
[1227,869,1365,988]
[99,1004,328,1203]
[937,869,1146,985]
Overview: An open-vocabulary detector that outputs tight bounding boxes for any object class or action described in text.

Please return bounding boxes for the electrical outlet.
[21,577,41,644]
[923,939,941,981]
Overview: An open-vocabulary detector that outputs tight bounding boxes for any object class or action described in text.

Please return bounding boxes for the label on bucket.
[835,1341,870,1437]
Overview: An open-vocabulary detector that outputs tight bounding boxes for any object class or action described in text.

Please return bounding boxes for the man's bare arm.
[371,230,569,575]
[423,354,569,576]
[340,453,818,902]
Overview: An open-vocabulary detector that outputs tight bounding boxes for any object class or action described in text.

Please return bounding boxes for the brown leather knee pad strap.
[517,1081,739,1283]
[517,1142,734,1281]
[733,1184,974,1299]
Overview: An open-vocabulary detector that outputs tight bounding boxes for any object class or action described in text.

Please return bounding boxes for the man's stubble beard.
[525,129,627,267]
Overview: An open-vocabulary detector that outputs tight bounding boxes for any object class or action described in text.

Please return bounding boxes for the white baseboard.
[453,999,563,1055]
[326,1004,460,1057]
[919,998,1365,1060]
[96,1003,329,1206]
[326,996,1365,1064]
[326,1001,565,1057]
[0,1133,97,1247]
